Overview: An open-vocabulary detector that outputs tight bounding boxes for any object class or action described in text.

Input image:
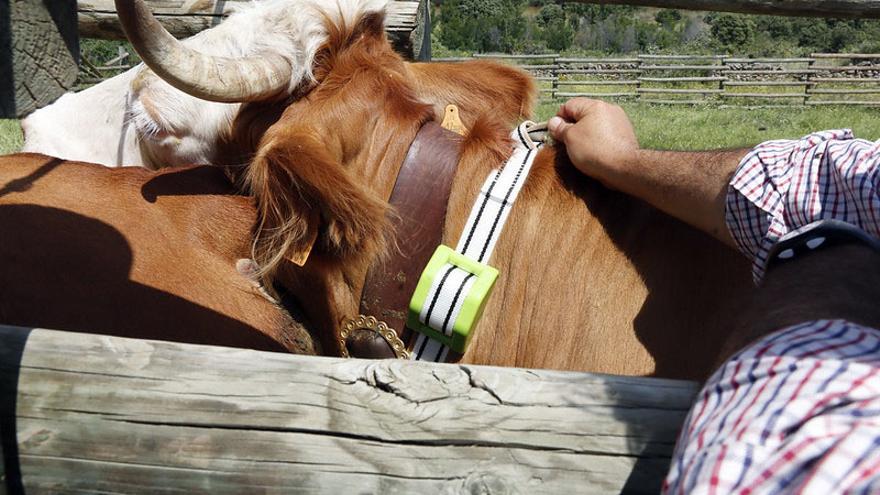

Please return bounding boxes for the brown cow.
[0,158,317,353]
[0,5,752,379]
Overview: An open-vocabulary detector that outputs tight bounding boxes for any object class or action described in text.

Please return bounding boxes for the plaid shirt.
[665,131,880,494]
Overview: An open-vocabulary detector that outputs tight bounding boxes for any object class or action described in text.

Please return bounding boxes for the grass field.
[0,120,22,155]
[1,104,878,156]
[536,102,880,150]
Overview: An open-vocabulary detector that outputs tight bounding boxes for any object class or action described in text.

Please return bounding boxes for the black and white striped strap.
[411,121,544,362]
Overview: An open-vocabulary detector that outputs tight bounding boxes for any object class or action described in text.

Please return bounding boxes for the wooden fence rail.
[0,325,699,494]
[77,0,430,60]
[434,53,880,107]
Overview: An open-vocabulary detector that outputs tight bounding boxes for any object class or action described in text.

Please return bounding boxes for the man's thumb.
[548,116,571,142]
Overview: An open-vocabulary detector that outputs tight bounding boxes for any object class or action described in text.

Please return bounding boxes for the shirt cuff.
[723,129,874,283]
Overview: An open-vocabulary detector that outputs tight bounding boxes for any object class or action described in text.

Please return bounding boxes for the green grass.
[0,120,23,155]
[2,104,878,156]
[536,102,880,150]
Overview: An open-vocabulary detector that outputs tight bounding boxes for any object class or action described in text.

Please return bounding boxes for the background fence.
[436,53,880,107]
[77,48,880,107]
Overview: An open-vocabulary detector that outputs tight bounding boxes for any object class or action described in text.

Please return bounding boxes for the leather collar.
[344,122,463,359]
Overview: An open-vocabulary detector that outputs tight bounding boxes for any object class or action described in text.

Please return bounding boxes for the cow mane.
[246,10,435,284]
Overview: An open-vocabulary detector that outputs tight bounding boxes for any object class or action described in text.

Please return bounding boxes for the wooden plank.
[638,88,723,94]
[1,0,79,118]
[812,65,880,72]
[431,57,473,63]
[811,77,880,83]
[557,80,640,86]
[558,69,643,74]
[719,104,800,109]
[724,81,814,86]
[518,64,560,70]
[558,57,640,64]
[0,326,699,494]
[641,65,723,70]
[812,53,880,59]
[639,99,711,105]
[638,54,724,60]
[563,0,880,19]
[723,93,806,98]
[807,100,880,105]
[78,0,420,27]
[77,0,427,59]
[473,53,559,60]
[640,76,727,82]
[808,89,880,94]
[723,57,815,63]
[723,69,818,75]
[555,92,638,98]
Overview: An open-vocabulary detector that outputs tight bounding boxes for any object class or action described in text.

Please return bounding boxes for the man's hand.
[548,98,748,247]
[548,98,639,190]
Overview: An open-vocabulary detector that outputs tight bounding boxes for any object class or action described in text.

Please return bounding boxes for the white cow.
[21,0,388,168]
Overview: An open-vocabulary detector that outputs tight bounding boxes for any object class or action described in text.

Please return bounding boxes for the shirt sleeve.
[663,320,880,495]
[725,130,880,283]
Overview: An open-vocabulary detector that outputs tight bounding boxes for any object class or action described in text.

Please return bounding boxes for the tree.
[707,13,756,49]
[758,16,793,39]
[796,20,831,49]
[439,0,526,53]
[654,9,682,28]
[537,4,575,51]
[830,22,859,51]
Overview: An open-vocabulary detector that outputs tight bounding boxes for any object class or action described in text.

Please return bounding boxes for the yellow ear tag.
[441,105,467,136]
[287,211,320,267]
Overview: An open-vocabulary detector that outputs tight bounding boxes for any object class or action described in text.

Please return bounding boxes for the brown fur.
[0,154,316,354]
[0,12,752,379]
[242,13,754,378]
[248,13,433,283]
[407,61,536,130]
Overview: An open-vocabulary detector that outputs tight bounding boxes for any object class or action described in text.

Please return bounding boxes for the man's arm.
[548,98,748,247]
[550,99,880,494]
[725,243,880,364]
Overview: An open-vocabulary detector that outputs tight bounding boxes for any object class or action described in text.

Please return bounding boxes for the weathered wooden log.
[557,80,641,86]
[637,88,723,94]
[0,0,79,118]
[550,92,640,98]
[77,0,431,60]
[0,325,700,494]
[566,0,880,19]
[638,54,724,60]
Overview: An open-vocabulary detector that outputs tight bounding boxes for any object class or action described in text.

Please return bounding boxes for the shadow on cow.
[555,160,751,379]
[0,156,315,353]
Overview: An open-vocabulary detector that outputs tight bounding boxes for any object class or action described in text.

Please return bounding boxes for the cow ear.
[248,128,390,279]
[357,12,386,39]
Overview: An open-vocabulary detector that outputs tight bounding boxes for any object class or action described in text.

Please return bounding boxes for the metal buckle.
[340,315,410,360]
[407,245,499,354]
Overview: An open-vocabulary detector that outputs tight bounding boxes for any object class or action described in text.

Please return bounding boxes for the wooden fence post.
[635,56,643,103]
[413,0,431,61]
[0,0,79,118]
[805,56,816,106]
[551,55,559,101]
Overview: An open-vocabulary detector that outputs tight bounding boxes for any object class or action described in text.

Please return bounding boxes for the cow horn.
[115,0,293,103]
